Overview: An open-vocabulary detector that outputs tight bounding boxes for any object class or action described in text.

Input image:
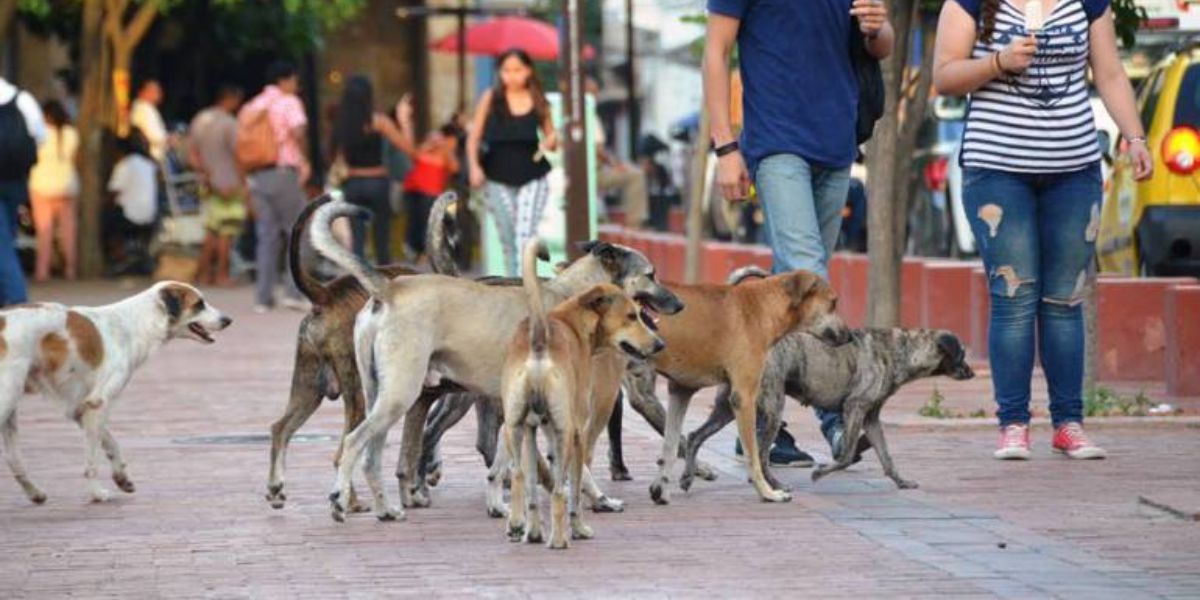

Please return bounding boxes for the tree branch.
[0,0,17,39]
[124,0,160,49]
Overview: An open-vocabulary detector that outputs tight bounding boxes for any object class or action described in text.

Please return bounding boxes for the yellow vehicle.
[1097,41,1200,277]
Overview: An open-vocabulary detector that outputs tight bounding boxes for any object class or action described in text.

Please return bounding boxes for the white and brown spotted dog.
[0,282,231,504]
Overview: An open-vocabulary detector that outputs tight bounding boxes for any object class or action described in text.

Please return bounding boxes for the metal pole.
[563,0,589,258]
[457,3,467,112]
[625,0,639,160]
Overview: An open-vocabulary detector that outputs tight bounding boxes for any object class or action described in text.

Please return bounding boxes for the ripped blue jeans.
[963,164,1102,428]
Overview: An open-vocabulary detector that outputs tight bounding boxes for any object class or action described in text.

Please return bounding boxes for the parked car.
[1097,40,1200,277]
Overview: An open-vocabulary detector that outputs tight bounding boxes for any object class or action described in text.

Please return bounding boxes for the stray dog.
[308,196,683,522]
[644,270,850,505]
[0,282,231,503]
[680,326,975,490]
[502,240,663,548]
[267,192,507,512]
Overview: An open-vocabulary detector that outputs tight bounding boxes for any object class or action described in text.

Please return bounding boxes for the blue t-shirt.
[708,0,858,173]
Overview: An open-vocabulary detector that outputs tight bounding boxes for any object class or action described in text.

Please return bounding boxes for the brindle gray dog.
[676,326,975,492]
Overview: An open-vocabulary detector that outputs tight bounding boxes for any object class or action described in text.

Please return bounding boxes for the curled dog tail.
[727,265,770,286]
[289,195,331,306]
[426,191,461,277]
[522,238,551,356]
[309,194,391,301]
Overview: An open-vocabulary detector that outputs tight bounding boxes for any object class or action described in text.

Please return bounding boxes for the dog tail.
[309,194,391,301]
[522,238,551,356]
[289,195,332,306]
[426,191,461,277]
[727,265,770,286]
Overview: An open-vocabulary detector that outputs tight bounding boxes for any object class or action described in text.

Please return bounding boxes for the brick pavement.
[1,281,1197,598]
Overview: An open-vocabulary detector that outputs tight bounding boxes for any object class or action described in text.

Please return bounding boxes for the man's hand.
[717,151,751,203]
[851,0,888,37]
[1000,36,1038,75]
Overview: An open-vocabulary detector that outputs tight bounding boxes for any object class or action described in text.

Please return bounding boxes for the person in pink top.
[241,60,311,313]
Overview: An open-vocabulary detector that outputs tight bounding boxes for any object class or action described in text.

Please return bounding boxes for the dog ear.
[159,287,183,323]
[579,286,617,314]
[576,240,605,255]
[936,332,964,360]
[784,272,820,306]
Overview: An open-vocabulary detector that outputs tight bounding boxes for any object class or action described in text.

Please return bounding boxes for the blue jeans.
[0,181,29,306]
[343,176,392,265]
[963,164,1102,428]
[755,154,851,440]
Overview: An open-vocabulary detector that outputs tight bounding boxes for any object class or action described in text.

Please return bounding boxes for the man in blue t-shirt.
[704,0,894,465]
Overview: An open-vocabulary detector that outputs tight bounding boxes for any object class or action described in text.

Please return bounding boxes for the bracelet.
[713,140,740,157]
[1125,135,1147,145]
[991,52,1004,77]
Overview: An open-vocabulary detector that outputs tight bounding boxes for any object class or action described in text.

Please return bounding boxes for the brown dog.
[645,272,849,504]
[502,240,664,548]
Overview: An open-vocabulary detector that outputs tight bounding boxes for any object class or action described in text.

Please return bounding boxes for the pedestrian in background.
[466,48,557,277]
[241,60,311,313]
[131,79,168,165]
[190,84,245,286]
[934,0,1152,460]
[0,76,45,306]
[330,76,418,266]
[401,120,461,265]
[28,100,79,282]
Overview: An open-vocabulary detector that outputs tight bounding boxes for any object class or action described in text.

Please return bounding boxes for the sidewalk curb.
[884,415,1200,431]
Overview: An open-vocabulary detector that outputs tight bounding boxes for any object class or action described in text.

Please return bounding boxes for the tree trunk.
[0,0,16,43]
[77,0,107,278]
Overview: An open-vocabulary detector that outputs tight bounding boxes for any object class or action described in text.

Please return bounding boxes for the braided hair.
[979,0,1000,42]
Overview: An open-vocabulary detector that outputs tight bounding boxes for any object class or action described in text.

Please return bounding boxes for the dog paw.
[591,495,625,513]
[571,520,594,540]
[695,463,718,481]
[761,488,792,503]
[610,466,632,482]
[113,475,136,494]
[89,487,112,503]
[487,503,509,519]
[649,481,670,506]
[811,467,829,482]
[409,489,432,509]
[29,491,48,505]
[896,479,919,490]
[265,485,287,509]
[548,536,569,550]
[525,528,544,544]
[328,490,348,522]
[506,523,526,542]
[425,468,442,488]
[375,505,406,522]
[679,473,694,492]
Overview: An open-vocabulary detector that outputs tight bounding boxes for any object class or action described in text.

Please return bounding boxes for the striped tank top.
[960,0,1109,173]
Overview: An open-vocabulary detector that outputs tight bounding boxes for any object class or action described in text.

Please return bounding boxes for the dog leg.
[606,391,631,481]
[77,399,111,503]
[1,407,47,504]
[568,429,593,542]
[473,395,502,470]
[363,427,404,522]
[524,427,547,545]
[681,387,734,492]
[504,424,527,541]
[267,339,324,509]
[863,414,917,489]
[544,424,570,549]
[99,427,134,494]
[419,393,475,488]
[757,391,788,492]
[730,376,790,503]
[397,390,436,509]
[813,405,867,483]
[485,443,510,518]
[627,366,718,483]
[650,383,694,505]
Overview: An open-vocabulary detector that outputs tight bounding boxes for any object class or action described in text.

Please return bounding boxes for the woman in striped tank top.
[933,0,1153,460]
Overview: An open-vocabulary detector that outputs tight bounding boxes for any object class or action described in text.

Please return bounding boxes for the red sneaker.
[993,424,1031,460]
[1052,423,1107,459]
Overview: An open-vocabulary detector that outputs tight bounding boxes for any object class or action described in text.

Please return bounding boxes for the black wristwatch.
[713,140,740,157]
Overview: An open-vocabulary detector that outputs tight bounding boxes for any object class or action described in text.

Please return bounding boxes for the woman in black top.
[331,76,416,265]
[467,49,557,276]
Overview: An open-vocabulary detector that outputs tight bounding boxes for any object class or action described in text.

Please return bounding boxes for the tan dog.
[0,282,231,504]
[502,240,663,549]
[646,273,849,504]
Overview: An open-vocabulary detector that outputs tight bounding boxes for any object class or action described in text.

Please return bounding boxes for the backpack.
[0,93,38,181]
[849,18,885,145]
[235,106,278,171]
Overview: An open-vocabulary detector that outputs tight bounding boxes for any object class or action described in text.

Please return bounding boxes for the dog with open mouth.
[0,282,231,504]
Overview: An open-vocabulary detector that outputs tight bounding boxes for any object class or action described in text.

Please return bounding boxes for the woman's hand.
[851,0,887,37]
[469,165,485,188]
[1000,36,1038,75]
[1128,139,1154,181]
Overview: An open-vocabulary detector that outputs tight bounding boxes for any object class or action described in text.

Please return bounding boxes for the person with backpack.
[0,77,46,306]
[238,60,311,313]
[703,0,894,464]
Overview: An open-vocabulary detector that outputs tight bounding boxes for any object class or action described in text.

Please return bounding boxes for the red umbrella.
[430,16,595,61]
